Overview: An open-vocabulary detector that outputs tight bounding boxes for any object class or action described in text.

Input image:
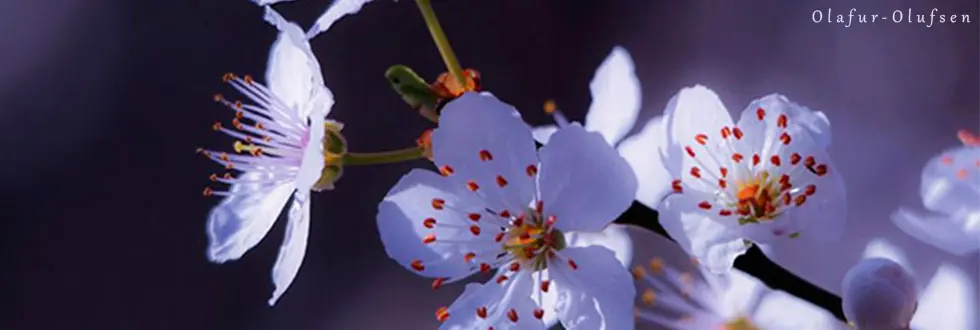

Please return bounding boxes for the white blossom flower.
[377,92,638,329]
[248,0,375,39]
[200,7,340,305]
[532,46,673,209]
[656,85,847,273]
[890,141,980,255]
[626,225,848,330]
[841,258,918,330]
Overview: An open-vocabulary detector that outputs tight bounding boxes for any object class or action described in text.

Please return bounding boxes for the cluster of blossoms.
[194,0,977,329]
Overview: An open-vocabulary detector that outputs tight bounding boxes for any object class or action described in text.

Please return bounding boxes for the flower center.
[721,317,759,330]
[502,208,565,271]
[731,171,785,224]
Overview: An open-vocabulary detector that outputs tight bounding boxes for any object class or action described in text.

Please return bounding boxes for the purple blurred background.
[1,0,977,329]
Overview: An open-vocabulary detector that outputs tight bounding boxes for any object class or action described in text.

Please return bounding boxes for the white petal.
[860,238,912,271]
[756,124,847,243]
[377,169,490,279]
[663,86,735,194]
[659,193,748,273]
[548,246,635,330]
[841,258,918,330]
[206,175,295,262]
[616,115,672,209]
[534,225,634,328]
[432,93,538,215]
[910,263,977,330]
[753,290,850,330]
[920,146,980,216]
[263,6,334,119]
[745,94,832,149]
[306,0,374,39]
[268,191,311,305]
[531,124,559,145]
[295,111,326,192]
[891,208,980,255]
[716,270,767,318]
[583,46,641,145]
[440,272,546,330]
[564,224,633,267]
[538,124,638,232]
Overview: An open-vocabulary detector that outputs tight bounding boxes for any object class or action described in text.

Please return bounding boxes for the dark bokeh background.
[2,0,977,329]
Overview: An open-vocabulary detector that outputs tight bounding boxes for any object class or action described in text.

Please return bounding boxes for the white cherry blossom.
[200,7,338,305]
[656,85,846,273]
[377,92,638,329]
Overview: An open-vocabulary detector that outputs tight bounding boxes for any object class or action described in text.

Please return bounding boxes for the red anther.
[479,150,493,161]
[695,134,708,145]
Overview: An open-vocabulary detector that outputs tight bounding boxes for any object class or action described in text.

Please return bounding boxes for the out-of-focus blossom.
[532,46,673,210]
[200,7,341,305]
[841,258,918,330]
[377,92,637,329]
[626,225,848,330]
[656,85,846,273]
[249,0,375,39]
[890,135,980,255]
[861,238,977,330]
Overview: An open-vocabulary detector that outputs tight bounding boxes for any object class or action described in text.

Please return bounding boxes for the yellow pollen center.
[721,317,760,330]
[731,172,784,224]
[502,212,565,271]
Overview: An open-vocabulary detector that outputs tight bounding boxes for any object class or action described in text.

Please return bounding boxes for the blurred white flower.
[841,258,918,330]
[532,46,673,210]
[200,7,339,305]
[626,225,848,330]
[377,92,638,329]
[860,238,977,330]
[655,85,846,273]
[890,139,980,255]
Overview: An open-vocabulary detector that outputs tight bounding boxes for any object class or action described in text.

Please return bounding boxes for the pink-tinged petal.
[663,86,734,194]
[439,272,545,330]
[842,258,918,330]
[617,115,673,209]
[306,0,374,39]
[432,93,538,215]
[268,191,311,305]
[548,246,635,330]
[377,169,497,280]
[295,112,326,192]
[531,124,559,145]
[910,263,977,330]
[583,46,641,145]
[206,173,295,262]
[891,208,980,255]
[538,124,637,232]
[263,6,334,119]
[920,146,980,216]
[659,193,748,273]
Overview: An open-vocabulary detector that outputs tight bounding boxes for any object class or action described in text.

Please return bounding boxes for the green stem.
[342,146,425,166]
[415,0,466,88]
